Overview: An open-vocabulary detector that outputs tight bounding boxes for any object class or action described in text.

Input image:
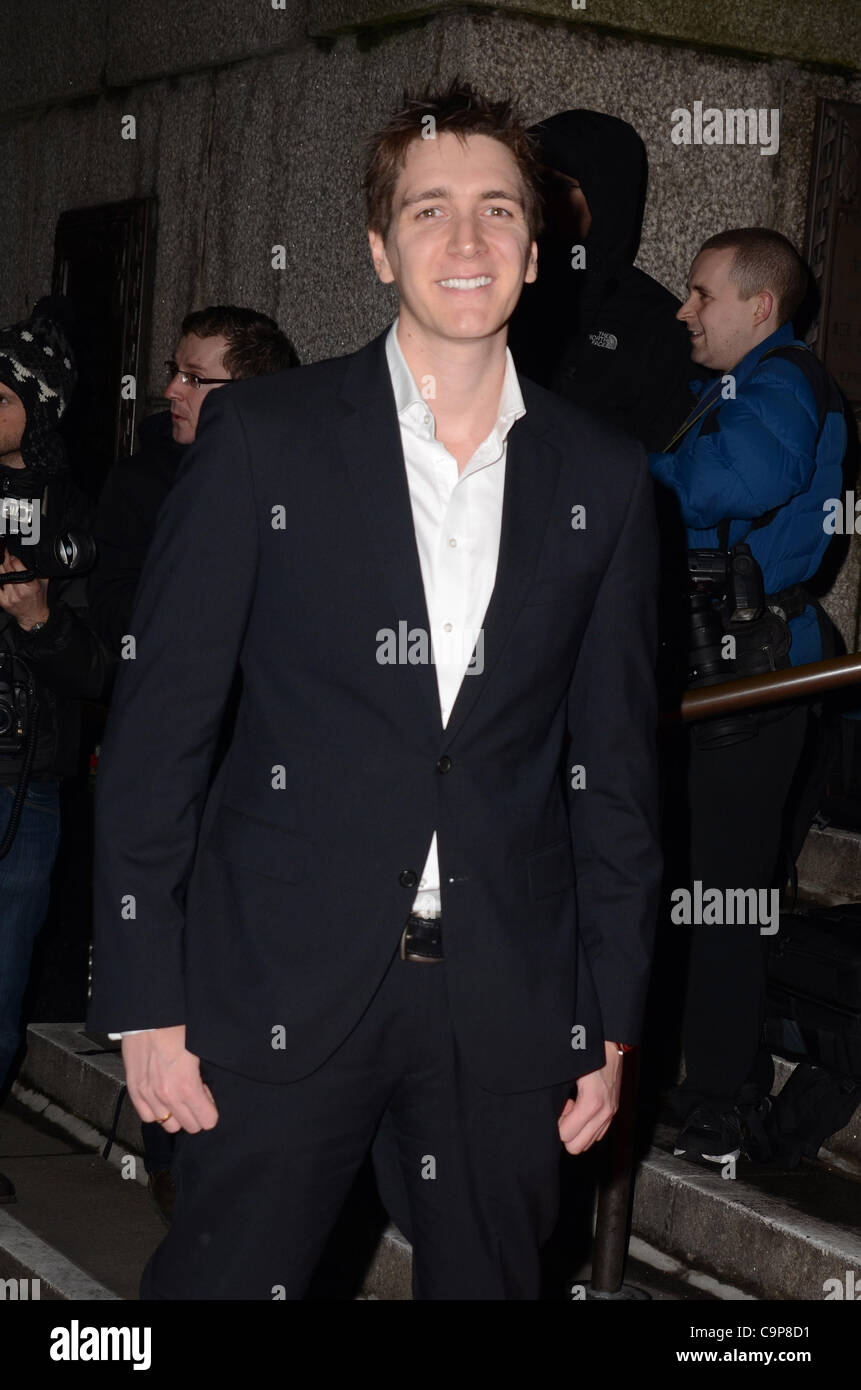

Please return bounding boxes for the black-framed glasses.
[164,360,232,390]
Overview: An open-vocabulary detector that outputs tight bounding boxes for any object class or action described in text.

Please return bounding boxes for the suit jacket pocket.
[205,802,311,884]
[527,839,575,899]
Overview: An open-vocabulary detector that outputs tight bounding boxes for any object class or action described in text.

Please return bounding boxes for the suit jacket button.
[399,869,418,888]
[436,755,452,773]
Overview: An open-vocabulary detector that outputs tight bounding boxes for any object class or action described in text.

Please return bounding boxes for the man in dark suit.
[87,80,661,1300]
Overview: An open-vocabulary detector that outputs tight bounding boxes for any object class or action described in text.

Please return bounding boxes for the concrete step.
[796,822,861,904]
[0,1096,153,1300]
[632,1122,861,1302]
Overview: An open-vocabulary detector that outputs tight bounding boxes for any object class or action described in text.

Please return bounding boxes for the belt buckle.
[400,914,442,964]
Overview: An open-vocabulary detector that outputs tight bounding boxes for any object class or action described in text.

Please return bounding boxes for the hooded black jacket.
[509,110,695,452]
[0,465,115,787]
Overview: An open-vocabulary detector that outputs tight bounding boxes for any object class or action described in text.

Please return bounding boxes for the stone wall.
[4,2,860,368]
[2,1,860,635]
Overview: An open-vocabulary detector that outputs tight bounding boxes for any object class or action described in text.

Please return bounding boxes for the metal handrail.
[670,651,861,722]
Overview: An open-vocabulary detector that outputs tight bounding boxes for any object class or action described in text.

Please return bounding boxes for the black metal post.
[586,1047,650,1299]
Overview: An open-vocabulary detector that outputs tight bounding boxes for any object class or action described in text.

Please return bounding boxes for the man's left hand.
[0,549,50,629]
[558,1041,624,1154]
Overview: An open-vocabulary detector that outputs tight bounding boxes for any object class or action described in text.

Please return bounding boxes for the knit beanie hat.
[0,297,77,474]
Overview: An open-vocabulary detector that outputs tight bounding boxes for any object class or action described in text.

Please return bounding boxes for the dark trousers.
[141,1121,175,1175]
[141,943,571,1300]
[675,704,809,1112]
[0,781,61,1090]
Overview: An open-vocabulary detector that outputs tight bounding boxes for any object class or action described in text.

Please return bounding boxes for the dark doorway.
[805,100,861,409]
[52,198,157,499]
[804,101,861,830]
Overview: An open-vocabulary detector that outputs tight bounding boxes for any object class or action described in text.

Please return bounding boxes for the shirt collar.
[385,317,526,444]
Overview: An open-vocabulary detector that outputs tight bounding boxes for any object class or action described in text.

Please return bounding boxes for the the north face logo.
[589,331,618,350]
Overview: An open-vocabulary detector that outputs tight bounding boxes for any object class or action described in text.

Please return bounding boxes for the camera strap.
[662,379,725,453]
[665,339,838,458]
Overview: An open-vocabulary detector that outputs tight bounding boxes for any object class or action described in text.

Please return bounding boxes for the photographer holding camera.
[649,230,847,1167]
[0,300,113,1202]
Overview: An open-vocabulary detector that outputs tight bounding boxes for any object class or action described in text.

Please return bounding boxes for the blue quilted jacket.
[649,322,847,666]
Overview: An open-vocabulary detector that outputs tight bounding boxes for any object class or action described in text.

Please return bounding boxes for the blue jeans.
[0,780,61,1091]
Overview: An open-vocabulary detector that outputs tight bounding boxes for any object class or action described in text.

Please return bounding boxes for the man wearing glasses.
[89,306,298,652]
[88,304,298,1216]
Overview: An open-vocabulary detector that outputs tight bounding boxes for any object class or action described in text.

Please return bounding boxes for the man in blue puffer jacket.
[650,227,847,1168]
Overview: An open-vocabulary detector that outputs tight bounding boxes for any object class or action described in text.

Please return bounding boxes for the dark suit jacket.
[87,326,661,1093]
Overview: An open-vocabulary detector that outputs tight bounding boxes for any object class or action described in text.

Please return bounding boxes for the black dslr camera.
[0,477,96,856]
[0,649,36,755]
[685,542,791,747]
[0,483,95,583]
[0,476,94,762]
[688,543,766,686]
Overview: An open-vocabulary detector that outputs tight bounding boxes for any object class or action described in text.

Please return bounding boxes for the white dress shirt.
[111,318,525,1035]
[384,318,525,915]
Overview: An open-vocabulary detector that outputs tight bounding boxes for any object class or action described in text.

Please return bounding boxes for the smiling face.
[0,380,26,468]
[367,132,537,351]
[677,247,774,372]
[164,332,231,444]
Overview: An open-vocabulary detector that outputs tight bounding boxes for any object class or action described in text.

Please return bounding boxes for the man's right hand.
[122,1025,219,1134]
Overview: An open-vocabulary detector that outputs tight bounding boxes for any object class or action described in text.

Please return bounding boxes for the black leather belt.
[400,913,443,963]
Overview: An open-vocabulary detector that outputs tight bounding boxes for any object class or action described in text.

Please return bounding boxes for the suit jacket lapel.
[338,331,441,730]
[338,333,563,743]
[444,405,562,745]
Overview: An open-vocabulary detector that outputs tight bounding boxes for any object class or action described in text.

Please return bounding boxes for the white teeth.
[438,276,493,289]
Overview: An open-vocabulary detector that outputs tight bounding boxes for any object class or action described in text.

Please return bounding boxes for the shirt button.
[443,622,453,633]
[448,537,457,548]
[436,755,453,774]
[424,414,431,425]
[399,869,419,888]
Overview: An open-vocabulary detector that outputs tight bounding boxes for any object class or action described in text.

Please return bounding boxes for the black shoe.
[147,1169,175,1225]
[737,1091,776,1164]
[673,1106,743,1165]
[0,1171,16,1204]
[769,1065,861,1168]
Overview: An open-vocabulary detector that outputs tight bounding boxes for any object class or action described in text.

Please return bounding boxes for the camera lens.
[687,592,730,687]
[687,591,755,747]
